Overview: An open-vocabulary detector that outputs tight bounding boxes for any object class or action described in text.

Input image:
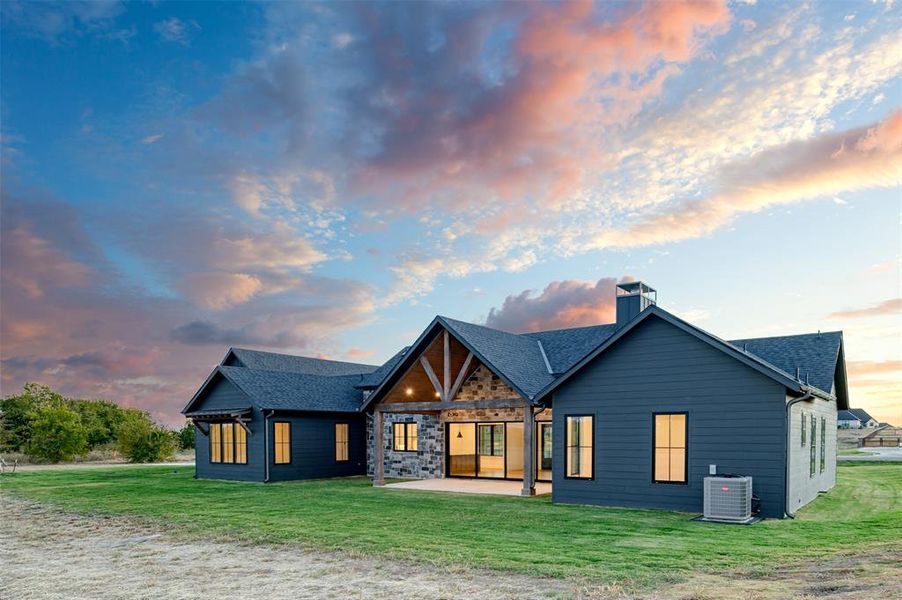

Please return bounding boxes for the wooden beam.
[443,330,450,400]
[373,410,385,486]
[419,356,445,400]
[235,417,251,436]
[521,407,536,496]
[379,398,525,413]
[447,351,474,401]
[192,420,210,437]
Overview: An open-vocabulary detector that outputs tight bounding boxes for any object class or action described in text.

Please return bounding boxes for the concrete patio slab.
[385,478,552,496]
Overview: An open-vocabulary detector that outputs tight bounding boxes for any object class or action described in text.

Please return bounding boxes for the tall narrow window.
[654,413,687,483]
[222,423,235,464]
[820,416,826,474]
[335,423,349,462]
[234,424,247,465]
[809,415,816,477]
[801,412,807,447]
[274,422,291,464]
[565,415,593,479]
[478,424,504,456]
[393,422,418,451]
[210,423,222,463]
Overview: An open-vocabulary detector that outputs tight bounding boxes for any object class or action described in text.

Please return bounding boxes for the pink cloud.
[827,298,902,320]
[485,276,632,332]
[598,111,902,248]
[352,1,731,212]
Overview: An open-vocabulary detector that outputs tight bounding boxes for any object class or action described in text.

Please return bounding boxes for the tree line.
[0,383,194,463]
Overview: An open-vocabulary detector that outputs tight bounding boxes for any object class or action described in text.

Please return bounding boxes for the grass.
[2,462,900,588]
[838,448,876,456]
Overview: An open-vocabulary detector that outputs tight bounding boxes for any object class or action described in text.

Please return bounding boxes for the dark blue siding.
[267,414,367,482]
[191,375,365,482]
[552,316,788,518]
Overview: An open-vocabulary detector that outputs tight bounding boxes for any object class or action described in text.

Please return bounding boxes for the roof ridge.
[229,347,379,369]
[730,330,843,342]
[220,364,368,379]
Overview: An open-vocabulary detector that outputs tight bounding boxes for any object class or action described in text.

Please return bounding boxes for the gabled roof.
[848,408,876,423]
[525,324,618,374]
[219,366,365,412]
[225,347,377,376]
[838,410,861,422]
[534,306,844,405]
[440,317,554,399]
[356,346,410,389]
[729,332,842,395]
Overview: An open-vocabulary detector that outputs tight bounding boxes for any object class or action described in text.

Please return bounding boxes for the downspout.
[784,390,813,518]
[264,410,275,483]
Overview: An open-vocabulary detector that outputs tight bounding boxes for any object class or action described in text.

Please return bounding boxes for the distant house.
[184,281,849,518]
[838,408,878,428]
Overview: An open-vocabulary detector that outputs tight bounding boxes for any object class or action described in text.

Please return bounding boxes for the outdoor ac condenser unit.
[703,475,753,523]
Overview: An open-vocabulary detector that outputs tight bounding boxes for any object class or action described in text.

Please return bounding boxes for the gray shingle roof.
[838,410,859,422]
[729,332,842,395]
[219,366,365,412]
[440,317,554,399]
[357,347,410,388]
[526,324,618,374]
[848,408,876,423]
[228,347,377,376]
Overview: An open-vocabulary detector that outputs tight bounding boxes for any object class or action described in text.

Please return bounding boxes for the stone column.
[374,409,385,486]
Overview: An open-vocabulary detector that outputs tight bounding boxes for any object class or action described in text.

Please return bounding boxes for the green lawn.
[2,463,900,588]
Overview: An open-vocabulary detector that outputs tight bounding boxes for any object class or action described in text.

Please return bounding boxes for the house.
[837,408,879,428]
[184,282,848,518]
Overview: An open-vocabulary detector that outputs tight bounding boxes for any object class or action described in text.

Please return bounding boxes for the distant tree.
[177,422,196,450]
[1,383,65,452]
[69,399,127,447]
[25,403,88,462]
[117,409,176,463]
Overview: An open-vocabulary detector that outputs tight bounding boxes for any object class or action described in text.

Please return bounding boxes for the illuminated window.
[210,423,222,463]
[335,423,349,462]
[801,412,806,447]
[222,423,235,464]
[809,415,816,477]
[274,422,291,464]
[235,424,247,465]
[393,422,418,452]
[820,417,826,473]
[654,413,687,484]
[565,415,593,479]
[478,424,504,457]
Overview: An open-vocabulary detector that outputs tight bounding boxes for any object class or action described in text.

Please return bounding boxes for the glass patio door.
[448,423,476,476]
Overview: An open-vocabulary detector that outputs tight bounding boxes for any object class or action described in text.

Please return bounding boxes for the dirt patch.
[2,493,899,600]
[0,494,574,600]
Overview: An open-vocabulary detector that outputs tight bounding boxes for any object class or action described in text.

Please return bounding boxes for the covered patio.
[385,478,552,496]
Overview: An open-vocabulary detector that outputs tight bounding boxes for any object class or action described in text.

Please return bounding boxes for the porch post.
[521,403,536,496]
[374,408,385,487]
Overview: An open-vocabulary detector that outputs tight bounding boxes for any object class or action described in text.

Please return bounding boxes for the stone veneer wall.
[367,407,552,479]
[367,413,444,479]
[455,364,520,400]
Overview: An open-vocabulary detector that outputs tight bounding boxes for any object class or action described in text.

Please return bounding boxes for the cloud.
[847,360,902,376]
[594,111,902,249]
[177,272,263,310]
[827,298,902,319]
[485,277,631,333]
[141,134,164,145]
[154,17,197,46]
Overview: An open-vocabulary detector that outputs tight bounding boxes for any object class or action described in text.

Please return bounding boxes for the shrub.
[177,422,196,450]
[70,399,127,447]
[25,403,88,462]
[117,409,176,463]
[1,383,64,452]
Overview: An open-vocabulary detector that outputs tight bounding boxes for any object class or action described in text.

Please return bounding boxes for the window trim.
[392,421,418,452]
[801,411,807,447]
[652,412,689,485]
[563,414,595,481]
[335,422,349,462]
[273,421,292,465]
[209,421,247,465]
[820,416,826,474]
[809,414,816,478]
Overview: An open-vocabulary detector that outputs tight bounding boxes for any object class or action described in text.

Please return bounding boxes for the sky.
[1,0,900,427]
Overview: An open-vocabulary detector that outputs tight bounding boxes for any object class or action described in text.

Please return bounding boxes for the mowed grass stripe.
[2,462,900,587]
